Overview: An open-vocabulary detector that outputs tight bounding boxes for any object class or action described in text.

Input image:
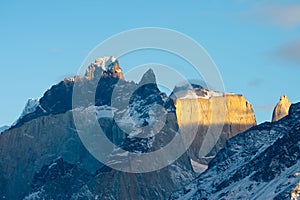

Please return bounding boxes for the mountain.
[0,57,195,199]
[0,56,257,199]
[169,102,300,200]
[272,95,291,122]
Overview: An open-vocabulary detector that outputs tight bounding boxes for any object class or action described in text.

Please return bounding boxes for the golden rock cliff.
[174,93,257,163]
[272,95,291,122]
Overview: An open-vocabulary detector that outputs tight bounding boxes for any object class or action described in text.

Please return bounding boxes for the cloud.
[253,104,274,111]
[272,39,300,65]
[50,47,62,53]
[247,78,264,87]
[234,3,300,65]
[262,5,300,28]
[238,4,300,28]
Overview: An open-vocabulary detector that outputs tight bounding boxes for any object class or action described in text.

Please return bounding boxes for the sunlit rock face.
[173,89,257,163]
[272,95,291,122]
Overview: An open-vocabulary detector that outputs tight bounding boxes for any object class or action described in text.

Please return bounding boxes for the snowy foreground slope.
[169,103,300,200]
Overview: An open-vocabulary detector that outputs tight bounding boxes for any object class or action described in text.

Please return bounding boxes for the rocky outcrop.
[173,88,256,163]
[272,95,291,122]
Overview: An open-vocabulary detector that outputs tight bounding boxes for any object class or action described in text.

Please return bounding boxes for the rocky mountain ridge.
[0,56,264,199]
[0,57,195,199]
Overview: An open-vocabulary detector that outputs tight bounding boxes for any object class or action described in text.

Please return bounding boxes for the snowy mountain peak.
[94,56,117,71]
[85,56,124,79]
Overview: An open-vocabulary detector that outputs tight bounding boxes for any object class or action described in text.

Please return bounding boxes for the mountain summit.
[85,56,124,80]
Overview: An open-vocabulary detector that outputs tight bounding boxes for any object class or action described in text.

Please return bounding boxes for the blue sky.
[1,0,300,126]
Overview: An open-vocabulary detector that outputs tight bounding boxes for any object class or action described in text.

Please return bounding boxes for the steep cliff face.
[174,90,256,163]
[272,95,291,122]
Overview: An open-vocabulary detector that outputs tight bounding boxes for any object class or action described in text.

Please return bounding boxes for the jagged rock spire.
[272,94,291,122]
[138,68,156,86]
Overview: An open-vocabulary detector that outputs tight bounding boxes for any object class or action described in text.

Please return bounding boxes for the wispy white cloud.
[50,47,62,53]
[272,39,300,65]
[247,78,264,87]
[253,104,274,111]
[235,2,300,65]
[237,4,300,28]
[262,5,300,28]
